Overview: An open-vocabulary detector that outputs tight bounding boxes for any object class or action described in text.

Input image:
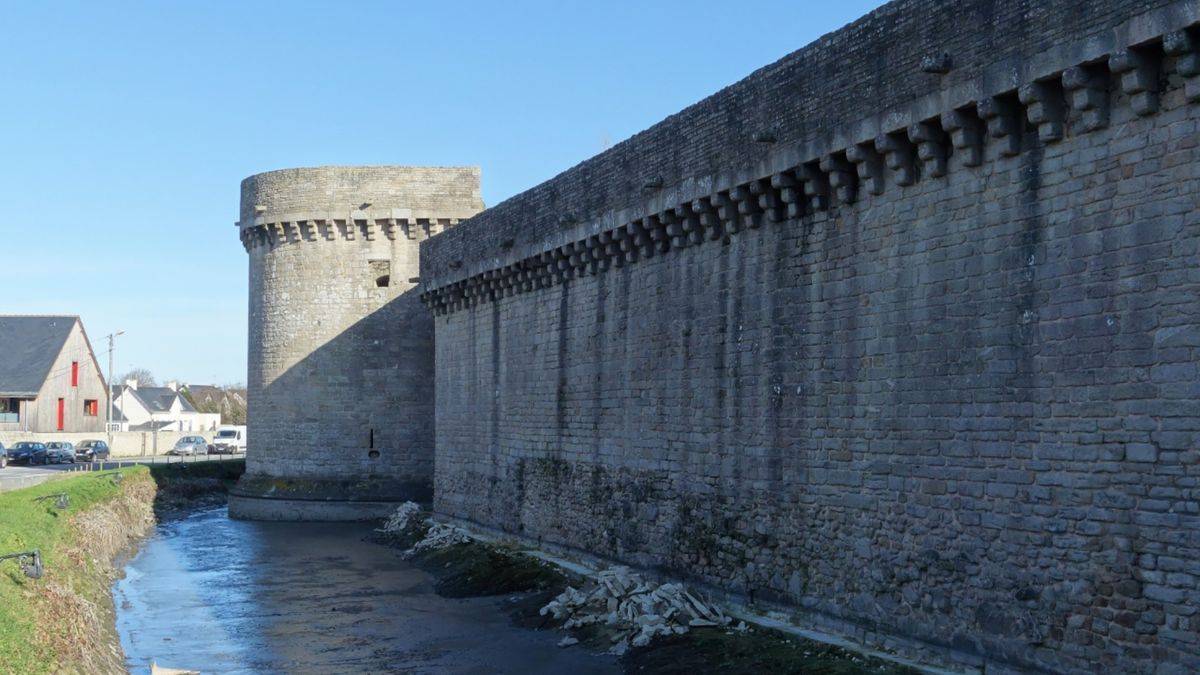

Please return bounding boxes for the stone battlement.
[239,165,482,252]
[420,0,1198,312]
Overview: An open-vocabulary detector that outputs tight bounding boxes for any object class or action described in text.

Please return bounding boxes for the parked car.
[209,426,247,454]
[7,442,48,466]
[0,442,5,469]
[168,436,208,456]
[75,440,111,462]
[45,441,76,464]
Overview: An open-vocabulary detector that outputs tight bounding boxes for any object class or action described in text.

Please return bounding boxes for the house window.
[83,399,98,417]
[0,398,18,424]
[71,361,79,387]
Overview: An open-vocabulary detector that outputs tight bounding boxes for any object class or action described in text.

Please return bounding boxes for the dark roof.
[183,384,246,407]
[146,387,197,414]
[112,385,197,415]
[130,420,175,432]
[183,384,221,404]
[0,316,78,397]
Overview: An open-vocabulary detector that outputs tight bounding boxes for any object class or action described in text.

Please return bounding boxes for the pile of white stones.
[405,523,473,557]
[377,501,423,535]
[541,566,741,655]
[377,503,474,558]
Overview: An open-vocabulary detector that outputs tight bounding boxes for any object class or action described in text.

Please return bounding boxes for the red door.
[57,398,65,431]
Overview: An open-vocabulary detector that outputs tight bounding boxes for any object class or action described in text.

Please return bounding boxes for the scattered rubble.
[540,566,733,654]
[377,501,423,535]
[404,523,473,557]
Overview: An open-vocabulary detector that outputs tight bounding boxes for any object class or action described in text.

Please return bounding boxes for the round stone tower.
[229,166,483,520]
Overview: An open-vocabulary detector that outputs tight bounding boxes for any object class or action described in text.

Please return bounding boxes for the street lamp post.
[105,331,124,443]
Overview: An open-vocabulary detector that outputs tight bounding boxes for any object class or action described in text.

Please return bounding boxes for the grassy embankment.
[376,517,918,674]
[0,460,243,674]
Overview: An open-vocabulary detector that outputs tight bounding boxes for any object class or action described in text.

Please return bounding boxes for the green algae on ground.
[621,625,921,675]
[374,523,922,674]
[412,541,567,598]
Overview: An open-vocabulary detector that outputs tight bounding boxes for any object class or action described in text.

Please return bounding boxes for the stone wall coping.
[420,0,1199,300]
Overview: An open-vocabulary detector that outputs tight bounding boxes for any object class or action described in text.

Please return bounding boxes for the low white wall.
[0,430,215,458]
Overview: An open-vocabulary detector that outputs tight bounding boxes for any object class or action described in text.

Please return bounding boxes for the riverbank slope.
[0,461,244,673]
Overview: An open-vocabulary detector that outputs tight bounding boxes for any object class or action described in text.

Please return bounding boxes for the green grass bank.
[0,460,244,674]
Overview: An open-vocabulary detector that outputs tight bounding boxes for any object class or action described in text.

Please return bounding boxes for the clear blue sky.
[1,1,883,385]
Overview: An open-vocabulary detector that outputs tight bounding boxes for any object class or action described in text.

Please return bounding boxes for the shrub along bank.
[0,460,244,674]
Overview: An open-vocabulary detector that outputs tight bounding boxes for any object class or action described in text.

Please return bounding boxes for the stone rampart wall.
[422,1,1200,671]
[235,166,483,518]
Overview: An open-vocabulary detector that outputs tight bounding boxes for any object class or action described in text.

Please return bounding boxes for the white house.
[110,380,220,432]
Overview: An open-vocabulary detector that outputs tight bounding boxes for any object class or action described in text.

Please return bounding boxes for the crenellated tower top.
[237,165,482,252]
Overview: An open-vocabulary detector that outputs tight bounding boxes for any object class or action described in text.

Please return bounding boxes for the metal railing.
[57,452,247,473]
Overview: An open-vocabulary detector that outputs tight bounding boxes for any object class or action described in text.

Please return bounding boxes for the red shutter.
[71,361,79,387]
[57,398,65,431]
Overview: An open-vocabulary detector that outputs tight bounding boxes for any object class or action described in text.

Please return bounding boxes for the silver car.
[45,441,76,464]
[167,436,208,456]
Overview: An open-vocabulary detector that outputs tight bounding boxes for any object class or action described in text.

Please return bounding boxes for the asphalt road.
[0,453,246,492]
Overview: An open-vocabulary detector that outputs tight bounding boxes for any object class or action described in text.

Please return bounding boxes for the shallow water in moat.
[114,507,617,674]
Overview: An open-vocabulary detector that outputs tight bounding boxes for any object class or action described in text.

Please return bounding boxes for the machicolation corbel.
[799,164,830,211]
[696,197,724,241]
[845,143,885,194]
[818,154,857,204]
[976,96,1022,157]
[1110,47,1161,115]
[750,179,786,223]
[712,192,742,235]
[672,205,700,247]
[1062,64,1109,132]
[769,171,803,219]
[907,121,949,178]
[729,184,764,230]
[874,132,916,187]
[614,225,634,264]
[940,108,984,167]
[1018,80,1066,143]
[1164,29,1200,101]
[647,215,670,255]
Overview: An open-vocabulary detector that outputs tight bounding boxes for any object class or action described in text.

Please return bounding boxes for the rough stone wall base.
[228,475,431,521]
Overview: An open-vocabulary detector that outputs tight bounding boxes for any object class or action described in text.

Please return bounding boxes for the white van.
[210,426,247,454]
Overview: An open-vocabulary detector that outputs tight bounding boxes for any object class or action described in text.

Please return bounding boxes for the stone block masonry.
[230,166,483,521]
[420,1,1200,672]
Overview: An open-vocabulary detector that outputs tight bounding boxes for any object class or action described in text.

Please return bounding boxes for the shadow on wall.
[247,285,435,502]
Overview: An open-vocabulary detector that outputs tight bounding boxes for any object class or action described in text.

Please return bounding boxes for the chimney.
[167,380,179,392]
[125,379,139,391]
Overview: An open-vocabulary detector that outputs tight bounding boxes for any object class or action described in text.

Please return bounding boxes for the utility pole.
[105,331,124,443]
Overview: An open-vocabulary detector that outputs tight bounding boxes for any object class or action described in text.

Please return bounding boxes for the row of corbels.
[422,28,1200,316]
[239,217,457,251]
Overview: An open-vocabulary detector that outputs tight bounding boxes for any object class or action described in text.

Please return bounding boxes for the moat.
[113,507,617,674]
